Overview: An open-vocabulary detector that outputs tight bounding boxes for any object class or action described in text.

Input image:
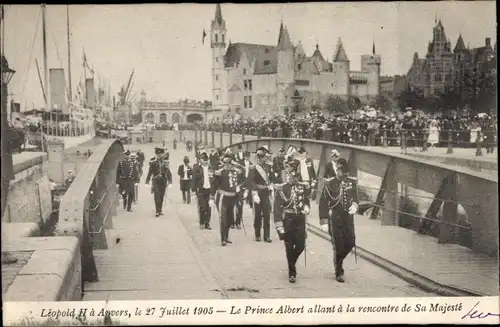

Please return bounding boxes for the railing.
[220,136,498,258]
[56,139,123,290]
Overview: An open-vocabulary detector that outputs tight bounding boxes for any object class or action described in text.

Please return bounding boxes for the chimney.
[485,37,491,47]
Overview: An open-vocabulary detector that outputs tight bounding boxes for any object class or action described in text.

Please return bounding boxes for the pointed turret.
[312,43,325,61]
[453,34,466,53]
[372,41,376,55]
[333,38,349,62]
[277,21,284,45]
[214,3,223,25]
[277,25,293,51]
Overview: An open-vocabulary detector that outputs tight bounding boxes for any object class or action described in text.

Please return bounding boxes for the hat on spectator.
[256,146,269,157]
[337,158,350,174]
[199,152,209,161]
[331,149,340,157]
[124,150,131,155]
[298,147,307,154]
[154,147,164,155]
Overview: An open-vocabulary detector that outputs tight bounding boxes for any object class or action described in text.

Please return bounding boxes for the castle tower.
[361,41,381,97]
[332,37,350,96]
[211,4,227,111]
[276,24,295,115]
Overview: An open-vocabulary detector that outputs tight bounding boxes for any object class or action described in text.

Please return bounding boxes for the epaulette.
[150,157,157,162]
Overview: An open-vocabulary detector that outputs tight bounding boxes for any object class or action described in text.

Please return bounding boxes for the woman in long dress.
[469,121,482,147]
[427,119,440,147]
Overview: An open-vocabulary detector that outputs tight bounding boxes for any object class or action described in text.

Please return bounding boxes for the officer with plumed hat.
[296,146,318,200]
[210,152,244,246]
[145,147,173,217]
[248,145,275,242]
[274,153,311,283]
[116,149,140,212]
[272,148,286,183]
[177,155,193,204]
[318,157,358,283]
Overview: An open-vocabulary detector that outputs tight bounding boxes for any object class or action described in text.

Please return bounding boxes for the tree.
[325,95,350,113]
[373,93,393,112]
[397,85,424,110]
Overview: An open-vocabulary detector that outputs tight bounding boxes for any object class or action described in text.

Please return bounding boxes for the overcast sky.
[2,2,496,110]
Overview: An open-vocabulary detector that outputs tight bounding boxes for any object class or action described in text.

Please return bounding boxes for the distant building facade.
[406,18,496,97]
[139,98,220,125]
[380,75,407,97]
[210,4,381,117]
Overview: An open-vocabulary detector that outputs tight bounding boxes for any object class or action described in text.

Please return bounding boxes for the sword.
[237,190,247,236]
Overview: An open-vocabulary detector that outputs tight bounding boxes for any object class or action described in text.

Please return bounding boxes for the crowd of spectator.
[201,110,496,151]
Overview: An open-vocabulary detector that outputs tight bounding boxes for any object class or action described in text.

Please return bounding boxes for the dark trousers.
[197,188,211,226]
[180,179,191,203]
[253,190,271,239]
[283,213,306,277]
[120,180,134,210]
[216,192,237,242]
[153,178,167,214]
[328,208,356,277]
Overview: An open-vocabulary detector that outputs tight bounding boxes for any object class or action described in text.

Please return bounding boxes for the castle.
[210,4,381,117]
[406,18,496,98]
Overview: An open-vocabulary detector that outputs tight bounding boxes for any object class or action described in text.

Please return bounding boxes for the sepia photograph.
[1,1,498,325]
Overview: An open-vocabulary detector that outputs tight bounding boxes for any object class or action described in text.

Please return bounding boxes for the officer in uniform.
[130,153,142,203]
[191,152,213,230]
[173,138,177,150]
[177,156,193,204]
[323,149,340,179]
[209,148,220,170]
[318,158,359,283]
[274,158,311,283]
[248,146,275,243]
[296,147,317,200]
[272,148,286,183]
[145,147,172,217]
[116,150,139,212]
[211,153,243,246]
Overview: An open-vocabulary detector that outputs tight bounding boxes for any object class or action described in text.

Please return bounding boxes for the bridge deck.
[83,146,497,300]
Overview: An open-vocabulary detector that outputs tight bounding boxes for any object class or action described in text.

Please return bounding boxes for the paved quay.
[83,146,434,300]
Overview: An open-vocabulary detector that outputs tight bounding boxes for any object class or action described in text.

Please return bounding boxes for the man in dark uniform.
[191,152,213,230]
[211,153,243,246]
[209,148,220,170]
[145,147,172,217]
[296,147,317,200]
[177,156,193,204]
[323,149,340,179]
[248,146,275,243]
[130,153,142,203]
[173,138,177,150]
[116,150,139,212]
[136,149,145,170]
[272,148,286,183]
[318,158,359,283]
[274,158,311,283]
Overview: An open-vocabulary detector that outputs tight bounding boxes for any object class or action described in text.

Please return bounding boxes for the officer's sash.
[255,164,269,185]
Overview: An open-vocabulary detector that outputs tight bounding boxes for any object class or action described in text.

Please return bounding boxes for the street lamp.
[1,55,18,264]
[291,89,303,114]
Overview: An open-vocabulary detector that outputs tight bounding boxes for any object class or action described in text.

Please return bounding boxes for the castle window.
[216,94,219,100]
[243,68,247,75]
[248,96,253,108]
[264,60,270,65]
[265,48,270,53]
[244,80,248,90]
[434,74,442,82]
[222,34,224,43]
[244,96,248,108]
[298,63,302,70]
[215,34,218,43]
[248,80,252,91]
[216,57,218,63]
[445,74,452,82]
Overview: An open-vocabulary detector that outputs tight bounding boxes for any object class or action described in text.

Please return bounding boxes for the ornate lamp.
[291,90,303,114]
[1,55,17,264]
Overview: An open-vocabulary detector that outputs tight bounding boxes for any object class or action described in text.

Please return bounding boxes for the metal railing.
[57,139,123,288]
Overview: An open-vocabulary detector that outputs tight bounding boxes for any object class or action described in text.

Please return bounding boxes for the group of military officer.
[116,140,359,284]
[183,143,359,284]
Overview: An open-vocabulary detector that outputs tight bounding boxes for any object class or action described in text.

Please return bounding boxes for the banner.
[3,297,499,325]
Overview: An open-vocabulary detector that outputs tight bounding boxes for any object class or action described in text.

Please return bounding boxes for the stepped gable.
[224,43,278,74]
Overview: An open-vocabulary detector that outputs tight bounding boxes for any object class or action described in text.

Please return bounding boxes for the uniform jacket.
[323,161,338,179]
[273,182,311,229]
[209,153,220,169]
[191,163,215,192]
[145,157,172,185]
[177,164,193,180]
[319,177,358,226]
[247,162,275,193]
[296,157,317,184]
[210,167,244,197]
[116,159,140,184]
[136,152,145,164]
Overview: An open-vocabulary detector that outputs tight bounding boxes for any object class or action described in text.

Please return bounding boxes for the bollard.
[220,129,223,147]
[383,130,388,148]
[447,132,453,154]
[475,130,483,156]
[422,134,428,151]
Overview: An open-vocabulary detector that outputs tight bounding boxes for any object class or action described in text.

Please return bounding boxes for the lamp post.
[1,55,18,265]
[291,90,303,114]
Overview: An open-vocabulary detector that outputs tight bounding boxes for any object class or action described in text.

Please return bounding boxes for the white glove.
[253,194,261,204]
[348,203,358,215]
[209,198,215,207]
[236,186,241,193]
[268,184,274,191]
[134,183,138,187]
[311,180,317,187]
[116,184,120,189]
[303,205,310,215]
[276,226,285,234]
[168,184,172,189]
[320,224,329,233]
[243,190,248,198]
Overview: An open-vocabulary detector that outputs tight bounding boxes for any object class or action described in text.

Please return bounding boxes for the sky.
[2,2,496,110]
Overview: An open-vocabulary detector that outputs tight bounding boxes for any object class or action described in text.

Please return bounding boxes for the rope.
[21,9,41,102]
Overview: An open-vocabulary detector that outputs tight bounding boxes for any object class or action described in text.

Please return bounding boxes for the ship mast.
[66,5,72,104]
[41,4,50,111]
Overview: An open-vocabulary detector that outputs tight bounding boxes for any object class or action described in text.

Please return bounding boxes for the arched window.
[434,74,442,82]
[221,34,225,43]
[215,34,218,43]
[159,113,167,123]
